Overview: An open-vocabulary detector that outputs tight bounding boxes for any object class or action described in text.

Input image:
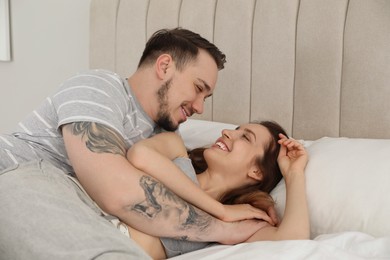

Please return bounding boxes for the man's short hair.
[138,27,226,71]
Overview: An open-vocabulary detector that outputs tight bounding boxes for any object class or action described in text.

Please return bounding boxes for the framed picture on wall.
[0,0,11,61]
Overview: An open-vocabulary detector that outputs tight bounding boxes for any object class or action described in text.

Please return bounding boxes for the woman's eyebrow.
[236,126,257,141]
[243,128,256,141]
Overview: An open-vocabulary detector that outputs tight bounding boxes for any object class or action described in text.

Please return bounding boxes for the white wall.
[0,0,90,133]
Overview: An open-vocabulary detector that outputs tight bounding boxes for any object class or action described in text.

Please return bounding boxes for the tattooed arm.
[62,122,263,244]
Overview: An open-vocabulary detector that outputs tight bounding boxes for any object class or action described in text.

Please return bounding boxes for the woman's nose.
[222,129,232,139]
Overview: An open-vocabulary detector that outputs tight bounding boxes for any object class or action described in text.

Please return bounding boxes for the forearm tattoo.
[131,175,212,239]
[69,122,212,239]
[70,122,126,156]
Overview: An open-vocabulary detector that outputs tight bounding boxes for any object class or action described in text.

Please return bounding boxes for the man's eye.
[196,85,203,92]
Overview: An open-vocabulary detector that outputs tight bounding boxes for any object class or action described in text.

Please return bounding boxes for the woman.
[124,121,309,259]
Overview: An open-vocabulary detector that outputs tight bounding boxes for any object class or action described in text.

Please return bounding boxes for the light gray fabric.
[58,156,210,258]
[0,69,158,173]
[90,0,390,140]
[0,160,151,260]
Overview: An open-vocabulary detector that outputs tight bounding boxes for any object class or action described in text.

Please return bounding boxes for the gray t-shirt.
[0,69,161,174]
[160,157,212,258]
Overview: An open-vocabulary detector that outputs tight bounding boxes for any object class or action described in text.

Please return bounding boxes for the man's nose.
[192,97,204,114]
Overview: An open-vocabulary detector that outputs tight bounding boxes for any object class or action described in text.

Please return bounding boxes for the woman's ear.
[248,167,263,182]
[155,54,173,79]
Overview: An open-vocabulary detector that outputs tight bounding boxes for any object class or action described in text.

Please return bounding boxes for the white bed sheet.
[171,232,390,260]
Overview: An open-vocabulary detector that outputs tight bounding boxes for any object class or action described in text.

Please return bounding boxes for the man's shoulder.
[57,69,127,96]
[78,69,124,84]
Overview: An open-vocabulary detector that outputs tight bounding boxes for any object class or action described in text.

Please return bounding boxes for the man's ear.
[155,54,173,79]
[248,167,263,182]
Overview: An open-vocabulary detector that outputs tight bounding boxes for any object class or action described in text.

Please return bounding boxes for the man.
[0,28,266,259]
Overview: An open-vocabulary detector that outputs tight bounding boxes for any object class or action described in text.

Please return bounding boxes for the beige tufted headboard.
[90,0,390,140]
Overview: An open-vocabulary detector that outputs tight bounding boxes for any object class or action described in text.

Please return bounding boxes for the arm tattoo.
[131,175,212,239]
[70,122,126,156]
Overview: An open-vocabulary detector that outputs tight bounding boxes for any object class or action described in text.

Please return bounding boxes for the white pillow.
[179,119,237,150]
[271,137,390,238]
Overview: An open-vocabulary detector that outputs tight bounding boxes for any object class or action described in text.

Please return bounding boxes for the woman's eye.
[243,134,250,141]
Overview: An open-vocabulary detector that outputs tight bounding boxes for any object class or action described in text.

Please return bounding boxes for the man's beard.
[156,79,178,131]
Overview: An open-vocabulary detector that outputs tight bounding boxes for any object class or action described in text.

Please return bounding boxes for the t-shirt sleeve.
[51,70,129,137]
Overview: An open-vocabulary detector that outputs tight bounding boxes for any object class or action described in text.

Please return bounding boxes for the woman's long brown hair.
[188,121,287,212]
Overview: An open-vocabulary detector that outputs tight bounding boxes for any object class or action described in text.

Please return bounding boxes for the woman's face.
[204,123,272,182]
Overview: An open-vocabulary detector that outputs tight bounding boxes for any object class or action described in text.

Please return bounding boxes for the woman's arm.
[127,132,274,223]
[246,134,310,241]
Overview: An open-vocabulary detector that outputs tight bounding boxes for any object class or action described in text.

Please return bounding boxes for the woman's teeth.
[215,141,228,151]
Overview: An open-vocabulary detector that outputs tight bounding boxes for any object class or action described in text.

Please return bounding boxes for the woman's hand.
[220,204,277,226]
[277,134,308,178]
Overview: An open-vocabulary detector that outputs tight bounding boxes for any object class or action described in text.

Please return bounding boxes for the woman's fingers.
[278,135,304,152]
[223,204,275,225]
[267,206,280,226]
[251,207,275,226]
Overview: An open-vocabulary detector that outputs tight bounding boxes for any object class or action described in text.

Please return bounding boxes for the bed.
[90,0,390,259]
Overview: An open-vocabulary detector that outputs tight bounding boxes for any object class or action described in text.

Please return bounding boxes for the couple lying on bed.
[101,120,309,259]
[0,27,308,259]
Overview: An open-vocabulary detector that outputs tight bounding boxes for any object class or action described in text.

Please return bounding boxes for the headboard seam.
[114,0,121,72]
[339,0,351,137]
[211,0,219,121]
[292,0,302,137]
[178,0,183,27]
[145,0,151,42]
[249,0,258,122]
